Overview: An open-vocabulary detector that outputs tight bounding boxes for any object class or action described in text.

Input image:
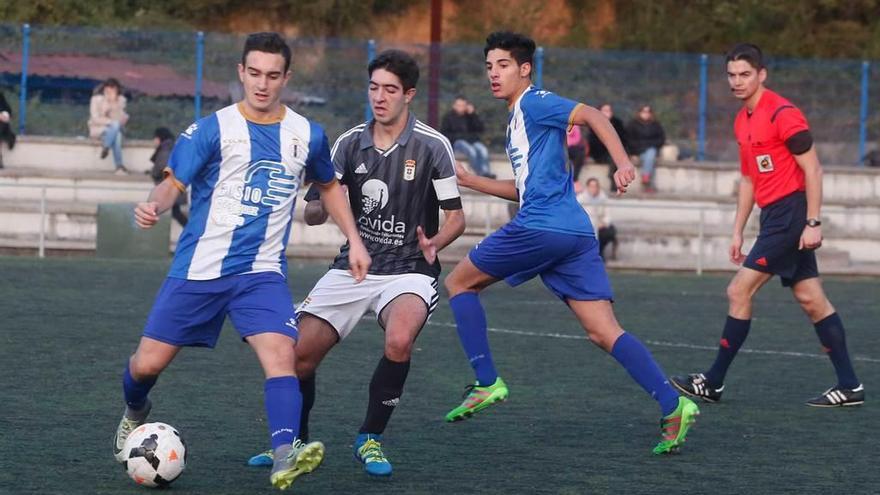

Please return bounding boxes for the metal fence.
[1,23,877,164]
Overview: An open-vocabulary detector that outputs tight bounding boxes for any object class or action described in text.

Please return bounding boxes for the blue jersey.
[506,87,594,237]
[165,103,335,280]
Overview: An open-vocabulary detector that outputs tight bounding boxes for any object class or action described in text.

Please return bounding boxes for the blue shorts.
[744,191,819,287]
[469,222,613,301]
[143,271,298,348]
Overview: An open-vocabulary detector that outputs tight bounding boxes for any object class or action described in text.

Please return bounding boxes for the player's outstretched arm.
[133,179,182,229]
[316,179,371,281]
[455,162,518,201]
[794,146,823,250]
[730,176,755,265]
[573,105,636,193]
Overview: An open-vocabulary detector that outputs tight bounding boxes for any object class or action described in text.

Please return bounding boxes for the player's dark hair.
[368,49,420,91]
[242,32,292,72]
[154,127,174,141]
[103,78,121,90]
[726,43,764,70]
[586,177,600,186]
[484,31,536,67]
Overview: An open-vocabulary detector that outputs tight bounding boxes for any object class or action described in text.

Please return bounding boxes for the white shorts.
[296,269,439,340]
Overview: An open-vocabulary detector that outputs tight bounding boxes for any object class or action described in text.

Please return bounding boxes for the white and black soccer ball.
[121,422,187,488]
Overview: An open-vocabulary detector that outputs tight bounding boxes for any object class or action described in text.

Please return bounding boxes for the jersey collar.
[508,85,533,112]
[236,102,287,124]
[359,112,417,150]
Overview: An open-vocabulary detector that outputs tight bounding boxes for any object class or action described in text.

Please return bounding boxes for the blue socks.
[123,364,156,411]
[704,316,751,387]
[611,332,680,416]
[450,292,498,386]
[814,313,860,389]
[265,376,302,450]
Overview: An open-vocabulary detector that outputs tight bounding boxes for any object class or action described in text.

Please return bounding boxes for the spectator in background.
[864,148,880,167]
[0,91,15,169]
[627,104,665,192]
[588,103,628,192]
[88,78,129,175]
[567,124,587,193]
[580,177,618,261]
[149,127,187,227]
[441,96,495,178]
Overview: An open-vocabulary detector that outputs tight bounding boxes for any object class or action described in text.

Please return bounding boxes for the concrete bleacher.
[1,136,879,274]
[3,135,156,174]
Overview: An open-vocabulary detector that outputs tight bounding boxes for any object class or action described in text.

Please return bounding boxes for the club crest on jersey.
[756,154,774,173]
[403,159,416,181]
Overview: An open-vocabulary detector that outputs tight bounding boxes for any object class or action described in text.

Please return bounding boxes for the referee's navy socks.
[814,313,860,389]
[704,316,751,387]
[449,292,498,387]
[610,332,680,416]
[122,363,156,412]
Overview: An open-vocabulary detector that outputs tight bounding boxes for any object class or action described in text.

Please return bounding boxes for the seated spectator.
[580,177,618,261]
[88,78,129,175]
[0,91,15,169]
[865,148,880,167]
[149,127,187,227]
[588,103,628,192]
[626,104,665,192]
[567,124,587,193]
[441,96,494,178]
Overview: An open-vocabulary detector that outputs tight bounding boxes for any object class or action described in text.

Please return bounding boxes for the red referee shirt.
[734,89,810,208]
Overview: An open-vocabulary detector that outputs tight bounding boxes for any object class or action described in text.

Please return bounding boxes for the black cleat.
[670,373,724,403]
[806,384,865,407]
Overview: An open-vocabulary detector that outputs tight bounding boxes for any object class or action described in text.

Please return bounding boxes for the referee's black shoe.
[806,384,865,407]
[670,373,724,403]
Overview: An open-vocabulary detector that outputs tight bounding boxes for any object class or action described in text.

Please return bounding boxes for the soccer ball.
[121,422,187,488]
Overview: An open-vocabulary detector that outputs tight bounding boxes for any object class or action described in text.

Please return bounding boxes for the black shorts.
[743,191,819,287]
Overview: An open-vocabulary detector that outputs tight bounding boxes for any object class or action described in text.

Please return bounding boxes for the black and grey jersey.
[306,113,462,278]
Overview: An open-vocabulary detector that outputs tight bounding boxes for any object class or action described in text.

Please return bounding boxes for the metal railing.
[464,195,877,275]
[1,181,876,274]
[0,182,150,258]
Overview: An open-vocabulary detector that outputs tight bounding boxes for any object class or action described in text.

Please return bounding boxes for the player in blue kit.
[444,31,699,454]
[112,32,371,490]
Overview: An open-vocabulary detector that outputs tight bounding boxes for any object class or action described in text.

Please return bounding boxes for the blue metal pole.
[858,61,870,166]
[195,31,204,121]
[365,39,376,122]
[697,53,708,162]
[18,23,30,135]
[535,46,544,88]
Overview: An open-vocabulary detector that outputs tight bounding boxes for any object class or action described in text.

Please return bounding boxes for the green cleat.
[652,396,699,455]
[270,439,324,490]
[444,377,509,422]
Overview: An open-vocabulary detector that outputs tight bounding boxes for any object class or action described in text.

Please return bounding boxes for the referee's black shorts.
[743,191,819,287]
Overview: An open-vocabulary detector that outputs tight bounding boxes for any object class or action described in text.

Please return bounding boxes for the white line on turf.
[425,321,880,364]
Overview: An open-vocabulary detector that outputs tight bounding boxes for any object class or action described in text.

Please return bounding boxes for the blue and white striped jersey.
[164,103,335,280]
[506,86,594,237]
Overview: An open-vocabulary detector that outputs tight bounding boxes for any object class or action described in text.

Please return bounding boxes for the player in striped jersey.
[112,32,371,490]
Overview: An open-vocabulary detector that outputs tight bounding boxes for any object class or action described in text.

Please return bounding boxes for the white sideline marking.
[425,321,880,364]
